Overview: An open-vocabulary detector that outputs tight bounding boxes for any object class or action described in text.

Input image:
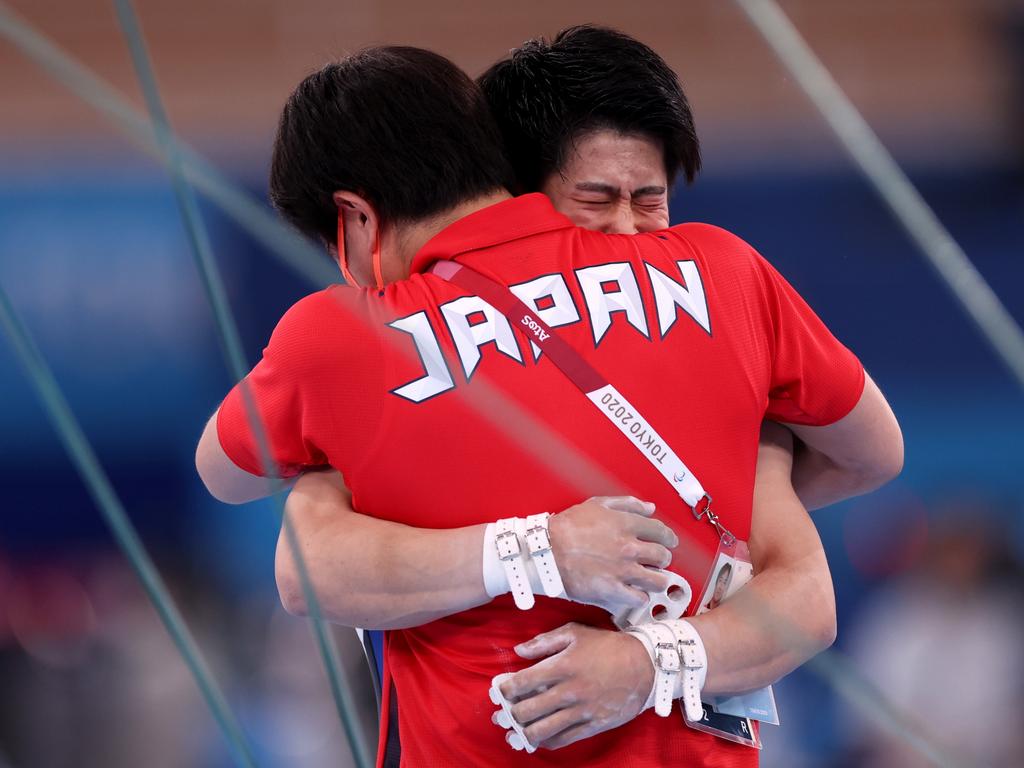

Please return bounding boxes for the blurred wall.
[2,0,1022,169]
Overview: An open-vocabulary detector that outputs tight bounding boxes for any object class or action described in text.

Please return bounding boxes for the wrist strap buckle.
[677,638,705,671]
[655,642,681,675]
[495,529,521,562]
[524,524,552,556]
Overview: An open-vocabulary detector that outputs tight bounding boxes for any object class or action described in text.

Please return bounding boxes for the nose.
[602,200,639,235]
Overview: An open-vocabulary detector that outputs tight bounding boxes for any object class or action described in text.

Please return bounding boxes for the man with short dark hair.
[268,46,514,287]
[197,35,901,767]
[481,25,701,186]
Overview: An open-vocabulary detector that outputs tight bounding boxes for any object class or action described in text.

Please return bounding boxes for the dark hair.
[270,46,512,246]
[478,25,701,194]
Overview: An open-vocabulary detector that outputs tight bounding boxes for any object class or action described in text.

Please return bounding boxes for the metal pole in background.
[109,1,373,765]
[734,0,1024,393]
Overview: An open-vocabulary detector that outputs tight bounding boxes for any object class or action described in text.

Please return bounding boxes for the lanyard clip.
[691,494,737,547]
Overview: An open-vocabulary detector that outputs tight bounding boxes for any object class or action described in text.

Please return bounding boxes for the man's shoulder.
[615,222,763,282]
[662,222,757,259]
[277,283,385,330]
[266,284,380,368]
[278,283,355,322]
[567,221,758,263]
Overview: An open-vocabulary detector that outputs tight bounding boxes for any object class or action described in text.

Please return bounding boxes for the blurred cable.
[0,284,260,768]
[734,0,1024,393]
[108,2,372,766]
[806,651,968,768]
[734,2,1007,764]
[0,2,337,289]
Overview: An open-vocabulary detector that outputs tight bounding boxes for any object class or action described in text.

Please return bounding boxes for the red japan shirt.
[217,194,864,768]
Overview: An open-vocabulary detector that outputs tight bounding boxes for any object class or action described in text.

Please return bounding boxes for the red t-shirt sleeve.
[755,253,865,425]
[216,288,382,477]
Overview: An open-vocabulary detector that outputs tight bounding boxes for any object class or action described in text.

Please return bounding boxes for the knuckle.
[639,565,666,586]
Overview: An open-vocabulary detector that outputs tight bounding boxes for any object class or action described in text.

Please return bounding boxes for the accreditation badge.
[683,537,777,748]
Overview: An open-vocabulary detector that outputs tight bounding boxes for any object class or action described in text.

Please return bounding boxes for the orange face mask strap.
[336,209,360,287]
[371,232,385,292]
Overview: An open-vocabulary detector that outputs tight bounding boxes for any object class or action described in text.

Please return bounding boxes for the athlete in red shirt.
[196,40,902,767]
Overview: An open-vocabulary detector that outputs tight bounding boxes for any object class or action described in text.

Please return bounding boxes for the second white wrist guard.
[519,514,565,598]
[626,619,707,722]
[482,514,566,610]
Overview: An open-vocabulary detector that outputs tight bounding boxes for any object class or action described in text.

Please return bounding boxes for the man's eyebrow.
[573,182,667,198]
[631,185,667,197]
[574,181,620,196]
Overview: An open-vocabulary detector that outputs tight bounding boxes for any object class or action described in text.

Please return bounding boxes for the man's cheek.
[636,210,670,233]
[563,205,606,231]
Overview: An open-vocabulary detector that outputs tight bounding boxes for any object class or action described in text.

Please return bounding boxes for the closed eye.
[633,195,666,209]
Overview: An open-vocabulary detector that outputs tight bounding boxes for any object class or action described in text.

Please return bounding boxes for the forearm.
[688,422,837,695]
[278,477,675,629]
[276,474,490,629]
[785,372,903,511]
[196,411,286,504]
[686,546,835,695]
[789,438,882,511]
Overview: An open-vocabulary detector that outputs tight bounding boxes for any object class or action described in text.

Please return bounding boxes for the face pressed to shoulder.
[340,129,670,288]
[540,130,670,235]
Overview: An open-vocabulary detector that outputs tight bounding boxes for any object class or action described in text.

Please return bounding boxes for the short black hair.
[270,47,512,246]
[478,25,701,194]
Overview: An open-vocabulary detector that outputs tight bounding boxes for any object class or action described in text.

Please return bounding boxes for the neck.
[391,189,512,277]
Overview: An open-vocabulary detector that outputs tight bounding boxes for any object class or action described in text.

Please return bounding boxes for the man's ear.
[333,191,378,233]
[332,191,379,273]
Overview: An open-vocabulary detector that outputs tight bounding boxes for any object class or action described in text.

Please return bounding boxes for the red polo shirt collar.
[409,193,575,275]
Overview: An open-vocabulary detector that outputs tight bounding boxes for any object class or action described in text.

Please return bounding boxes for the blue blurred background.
[1,1,1022,766]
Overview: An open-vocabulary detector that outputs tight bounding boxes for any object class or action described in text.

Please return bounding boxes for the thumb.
[514,624,576,659]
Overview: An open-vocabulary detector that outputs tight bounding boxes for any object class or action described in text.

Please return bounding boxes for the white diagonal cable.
[0,2,337,289]
[734,0,1024,391]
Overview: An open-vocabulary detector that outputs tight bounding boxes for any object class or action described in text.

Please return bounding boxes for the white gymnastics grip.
[613,569,693,629]
[489,673,537,753]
